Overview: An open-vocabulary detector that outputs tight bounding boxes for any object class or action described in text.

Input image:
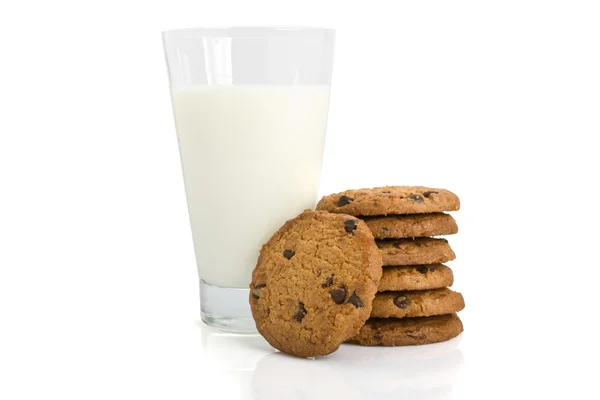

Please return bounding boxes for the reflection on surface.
[199,323,272,400]
[200,322,271,369]
[200,321,464,400]
[252,337,464,400]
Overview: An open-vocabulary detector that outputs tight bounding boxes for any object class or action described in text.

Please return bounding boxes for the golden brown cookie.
[378,237,456,266]
[363,213,458,239]
[378,264,454,292]
[371,288,464,318]
[346,314,463,346]
[249,210,382,358]
[316,186,460,216]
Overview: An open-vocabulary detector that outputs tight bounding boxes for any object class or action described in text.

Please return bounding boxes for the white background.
[1,0,599,399]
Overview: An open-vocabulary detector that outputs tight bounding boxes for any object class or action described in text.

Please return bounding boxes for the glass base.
[200,280,257,333]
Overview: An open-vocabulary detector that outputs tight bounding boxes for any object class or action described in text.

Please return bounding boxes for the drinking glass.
[163,27,335,332]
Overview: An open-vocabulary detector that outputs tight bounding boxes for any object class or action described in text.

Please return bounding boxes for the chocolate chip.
[252,284,265,300]
[373,333,383,341]
[344,219,358,233]
[393,241,402,248]
[330,287,346,304]
[408,194,424,203]
[283,249,295,260]
[295,302,307,322]
[417,266,429,274]
[322,275,334,288]
[337,195,354,207]
[382,191,390,194]
[423,191,438,198]
[347,292,364,308]
[393,295,410,308]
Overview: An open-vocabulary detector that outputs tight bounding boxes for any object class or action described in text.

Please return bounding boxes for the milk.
[170,85,331,288]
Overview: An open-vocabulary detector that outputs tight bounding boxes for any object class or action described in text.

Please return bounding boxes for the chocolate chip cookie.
[378,237,456,266]
[378,264,454,292]
[316,186,460,216]
[371,288,465,318]
[250,210,382,358]
[363,213,458,239]
[346,313,463,346]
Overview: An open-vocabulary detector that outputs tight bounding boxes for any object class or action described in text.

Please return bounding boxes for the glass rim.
[162,26,335,38]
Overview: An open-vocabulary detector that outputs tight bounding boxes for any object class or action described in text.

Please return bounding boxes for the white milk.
[170,85,331,288]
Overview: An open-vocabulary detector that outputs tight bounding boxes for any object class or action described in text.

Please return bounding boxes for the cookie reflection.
[252,335,464,400]
[252,352,359,400]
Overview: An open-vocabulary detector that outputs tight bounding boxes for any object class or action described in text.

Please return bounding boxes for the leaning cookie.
[346,313,463,346]
[316,186,460,216]
[371,288,465,319]
[249,210,382,358]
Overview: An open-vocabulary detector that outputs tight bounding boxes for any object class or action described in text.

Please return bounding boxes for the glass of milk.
[163,27,335,332]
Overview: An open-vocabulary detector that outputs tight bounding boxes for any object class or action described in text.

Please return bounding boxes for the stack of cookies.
[316,186,465,346]
[249,186,464,358]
